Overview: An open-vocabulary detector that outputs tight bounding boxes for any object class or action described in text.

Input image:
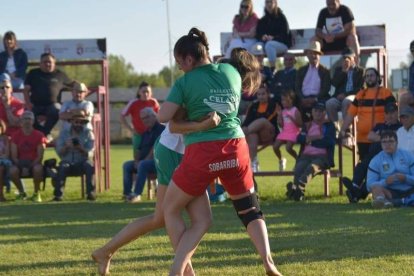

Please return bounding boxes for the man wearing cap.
[339,68,396,160]
[326,47,364,126]
[59,81,94,130]
[396,106,414,156]
[314,0,360,61]
[0,73,24,137]
[286,102,336,201]
[295,41,331,121]
[398,40,414,109]
[270,52,296,102]
[343,102,401,203]
[23,53,73,139]
[9,110,46,202]
[52,113,95,201]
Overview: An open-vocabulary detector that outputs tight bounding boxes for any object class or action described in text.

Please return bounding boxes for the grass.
[0,145,413,275]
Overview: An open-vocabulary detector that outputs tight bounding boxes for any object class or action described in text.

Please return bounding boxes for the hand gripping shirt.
[166,63,244,145]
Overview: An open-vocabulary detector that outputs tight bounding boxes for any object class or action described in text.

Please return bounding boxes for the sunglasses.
[240,4,249,9]
[0,86,10,89]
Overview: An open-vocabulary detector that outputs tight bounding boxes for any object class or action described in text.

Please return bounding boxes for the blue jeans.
[32,103,61,136]
[123,159,156,196]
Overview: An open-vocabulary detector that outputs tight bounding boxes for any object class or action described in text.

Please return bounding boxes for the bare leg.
[285,142,297,160]
[92,186,171,275]
[272,140,283,160]
[33,164,43,193]
[163,181,212,276]
[230,190,282,276]
[9,166,25,194]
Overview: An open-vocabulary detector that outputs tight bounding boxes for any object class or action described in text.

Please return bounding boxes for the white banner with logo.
[0,38,106,61]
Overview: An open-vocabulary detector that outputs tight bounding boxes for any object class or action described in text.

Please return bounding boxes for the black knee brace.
[232,193,264,228]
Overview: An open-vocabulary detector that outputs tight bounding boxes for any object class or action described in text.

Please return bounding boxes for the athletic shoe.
[15,192,27,201]
[342,177,359,203]
[279,158,287,171]
[87,193,97,201]
[251,159,259,173]
[52,197,62,202]
[293,187,305,202]
[32,193,42,203]
[286,182,295,199]
[128,195,141,203]
[372,196,392,209]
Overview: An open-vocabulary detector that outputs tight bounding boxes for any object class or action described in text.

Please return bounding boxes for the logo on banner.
[44,44,51,54]
[76,44,84,55]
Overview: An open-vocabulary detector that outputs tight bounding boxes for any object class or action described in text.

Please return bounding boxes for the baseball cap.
[0,73,11,83]
[73,82,88,92]
[21,110,35,120]
[399,106,414,117]
[384,102,398,113]
[342,47,355,59]
[312,102,326,110]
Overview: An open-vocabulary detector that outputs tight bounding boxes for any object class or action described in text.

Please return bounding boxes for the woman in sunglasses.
[224,0,259,58]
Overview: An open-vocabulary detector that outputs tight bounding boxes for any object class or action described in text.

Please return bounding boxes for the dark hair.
[40,52,56,60]
[174,28,210,63]
[3,31,17,49]
[136,81,151,98]
[228,47,261,95]
[380,129,397,142]
[281,89,297,105]
[365,67,381,85]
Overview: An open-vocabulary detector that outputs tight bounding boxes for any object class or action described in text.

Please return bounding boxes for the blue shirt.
[367,148,414,192]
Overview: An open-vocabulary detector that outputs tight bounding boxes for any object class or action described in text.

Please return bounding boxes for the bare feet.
[91,248,112,276]
[266,268,283,276]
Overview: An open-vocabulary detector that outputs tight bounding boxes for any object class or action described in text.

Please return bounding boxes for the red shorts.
[172,138,253,196]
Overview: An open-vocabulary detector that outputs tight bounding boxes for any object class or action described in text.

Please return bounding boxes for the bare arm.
[10,143,18,164]
[169,111,221,134]
[339,113,355,137]
[33,143,45,166]
[119,114,134,134]
[23,85,32,110]
[367,130,381,143]
[157,102,180,123]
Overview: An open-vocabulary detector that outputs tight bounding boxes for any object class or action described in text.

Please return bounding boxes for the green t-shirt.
[166,63,244,145]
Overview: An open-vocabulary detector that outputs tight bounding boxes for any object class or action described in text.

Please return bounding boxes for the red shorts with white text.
[172,138,253,196]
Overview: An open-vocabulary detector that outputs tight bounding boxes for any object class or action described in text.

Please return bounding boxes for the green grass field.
[0,145,413,275]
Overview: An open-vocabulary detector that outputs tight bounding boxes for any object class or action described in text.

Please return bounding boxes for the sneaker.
[251,159,259,173]
[127,195,141,203]
[87,193,97,201]
[372,196,391,209]
[286,182,295,199]
[52,197,62,202]
[32,193,42,203]
[15,192,27,201]
[293,187,305,202]
[279,158,287,171]
[346,190,359,203]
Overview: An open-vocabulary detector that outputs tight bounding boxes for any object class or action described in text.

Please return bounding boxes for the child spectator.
[273,90,302,171]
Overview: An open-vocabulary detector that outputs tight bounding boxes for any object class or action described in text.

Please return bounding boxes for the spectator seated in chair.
[59,81,94,131]
[343,102,401,203]
[123,107,165,203]
[286,102,336,201]
[52,113,95,201]
[9,110,46,202]
[367,130,414,209]
[242,84,279,172]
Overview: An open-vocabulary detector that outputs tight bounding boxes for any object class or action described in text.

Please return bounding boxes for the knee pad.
[232,193,264,228]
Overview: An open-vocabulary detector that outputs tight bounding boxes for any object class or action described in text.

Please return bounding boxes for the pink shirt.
[302,65,321,97]
[233,13,259,33]
[303,122,327,156]
[0,97,25,137]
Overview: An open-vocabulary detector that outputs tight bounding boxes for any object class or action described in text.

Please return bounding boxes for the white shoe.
[279,158,287,171]
[251,159,259,173]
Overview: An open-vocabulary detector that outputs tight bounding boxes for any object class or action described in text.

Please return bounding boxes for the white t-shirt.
[159,122,185,154]
[397,125,414,155]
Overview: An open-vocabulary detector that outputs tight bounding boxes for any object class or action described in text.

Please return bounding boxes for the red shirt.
[11,129,46,161]
[0,97,25,137]
[121,98,160,134]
